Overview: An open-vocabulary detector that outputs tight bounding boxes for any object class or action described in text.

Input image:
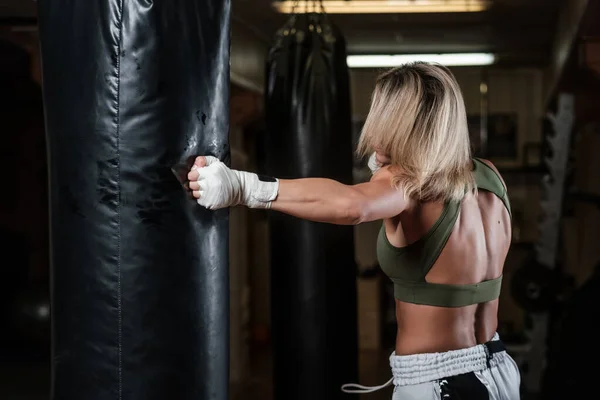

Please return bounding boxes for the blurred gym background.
[1,0,599,399]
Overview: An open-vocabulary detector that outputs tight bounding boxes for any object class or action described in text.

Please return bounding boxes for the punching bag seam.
[114,1,125,399]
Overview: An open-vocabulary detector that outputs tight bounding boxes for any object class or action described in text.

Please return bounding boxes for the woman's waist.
[394,300,497,354]
[394,330,479,356]
[390,332,506,386]
[340,332,507,393]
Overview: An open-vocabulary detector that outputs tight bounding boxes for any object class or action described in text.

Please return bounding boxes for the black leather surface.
[263,12,359,400]
[37,1,231,399]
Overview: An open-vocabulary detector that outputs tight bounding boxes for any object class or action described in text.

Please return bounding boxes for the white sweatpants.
[343,333,521,400]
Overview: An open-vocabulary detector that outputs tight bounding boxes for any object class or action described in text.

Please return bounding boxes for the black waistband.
[485,339,506,355]
[483,339,506,368]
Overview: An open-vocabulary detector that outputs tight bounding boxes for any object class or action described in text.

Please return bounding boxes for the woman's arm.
[272,171,406,225]
[187,156,406,225]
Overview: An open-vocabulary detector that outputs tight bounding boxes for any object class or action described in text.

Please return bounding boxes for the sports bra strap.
[473,158,511,217]
[391,275,503,307]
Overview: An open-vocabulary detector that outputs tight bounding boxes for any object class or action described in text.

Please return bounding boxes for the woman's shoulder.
[475,157,495,170]
[369,165,397,183]
[474,158,507,189]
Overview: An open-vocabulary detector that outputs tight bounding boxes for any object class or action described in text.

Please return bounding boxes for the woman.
[187,62,521,399]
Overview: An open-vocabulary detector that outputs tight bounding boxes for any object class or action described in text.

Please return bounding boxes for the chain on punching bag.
[37,1,230,399]
[263,7,358,400]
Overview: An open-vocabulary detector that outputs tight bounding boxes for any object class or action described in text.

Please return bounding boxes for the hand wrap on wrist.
[195,156,279,210]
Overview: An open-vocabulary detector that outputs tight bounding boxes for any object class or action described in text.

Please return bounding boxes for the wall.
[0,29,41,84]
[228,21,272,352]
[0,30,48,280]
[543,0,590,105]
[230,19,269,94]
[350,67,544,167]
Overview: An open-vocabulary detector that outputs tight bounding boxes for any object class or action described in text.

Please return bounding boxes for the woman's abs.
[394,299,499,355]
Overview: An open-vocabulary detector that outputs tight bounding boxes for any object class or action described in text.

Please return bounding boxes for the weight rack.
[521,93,575,394]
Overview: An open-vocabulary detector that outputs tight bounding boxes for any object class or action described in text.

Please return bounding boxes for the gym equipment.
[510,260,569,313]
[263,9,358,400]
[535,99,574,268]
[513,94,575,394]
[540,263,600,399]
[37,1,231,399]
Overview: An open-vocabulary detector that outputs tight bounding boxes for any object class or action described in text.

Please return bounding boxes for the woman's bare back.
[384,160,511,355]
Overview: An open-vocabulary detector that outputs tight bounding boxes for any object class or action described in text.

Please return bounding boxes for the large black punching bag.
[37,1,230,399]
[264,12,358,400]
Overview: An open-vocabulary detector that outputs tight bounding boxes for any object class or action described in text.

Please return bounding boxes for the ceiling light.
[346,53,497,68]
[272,0,491,14]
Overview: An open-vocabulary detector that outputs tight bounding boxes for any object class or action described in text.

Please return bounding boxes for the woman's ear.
[375,151,391,166]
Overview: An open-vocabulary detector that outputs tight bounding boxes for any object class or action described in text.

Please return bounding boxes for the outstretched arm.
[187,156,406,225]
[271,176,405,225]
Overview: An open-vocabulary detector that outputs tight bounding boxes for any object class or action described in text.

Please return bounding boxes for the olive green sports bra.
[377,158,511,307]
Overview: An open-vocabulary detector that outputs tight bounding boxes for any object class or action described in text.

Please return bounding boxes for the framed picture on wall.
[468,114,518,159]
[487,114,518,159]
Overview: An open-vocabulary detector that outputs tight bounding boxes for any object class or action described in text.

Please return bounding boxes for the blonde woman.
[187,62,521,399]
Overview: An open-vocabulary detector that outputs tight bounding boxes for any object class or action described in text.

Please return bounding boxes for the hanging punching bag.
[264,11,358,400]
[37,1,230,399]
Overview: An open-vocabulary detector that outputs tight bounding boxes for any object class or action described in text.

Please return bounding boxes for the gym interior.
[1,0,599,399]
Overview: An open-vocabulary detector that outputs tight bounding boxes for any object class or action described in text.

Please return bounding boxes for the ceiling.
[232,0,562,67]
[0,0,562,67]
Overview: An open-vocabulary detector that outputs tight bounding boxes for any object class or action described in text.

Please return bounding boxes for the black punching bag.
[37,1,230,399]
[264,12,358,400]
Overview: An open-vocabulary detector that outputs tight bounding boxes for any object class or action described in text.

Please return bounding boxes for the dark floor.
[0,348,393,400]
[231,347,395,400]
[0,361,49,400]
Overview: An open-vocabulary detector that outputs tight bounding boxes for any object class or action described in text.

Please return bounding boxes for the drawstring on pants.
[340,334,506,394]
[341,377,394,394]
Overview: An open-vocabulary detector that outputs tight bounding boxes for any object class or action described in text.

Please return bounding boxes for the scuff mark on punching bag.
[97,158,119,206]
[135,167,172,227]
[196,110,207,125]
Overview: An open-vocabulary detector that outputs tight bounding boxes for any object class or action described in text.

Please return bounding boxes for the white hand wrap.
[195,156,279,210]
[367,152,382,175]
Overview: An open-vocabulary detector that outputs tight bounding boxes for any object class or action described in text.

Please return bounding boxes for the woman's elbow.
[342,197,370,225]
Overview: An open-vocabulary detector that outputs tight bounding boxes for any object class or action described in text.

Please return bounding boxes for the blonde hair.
[357,62,475,202]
